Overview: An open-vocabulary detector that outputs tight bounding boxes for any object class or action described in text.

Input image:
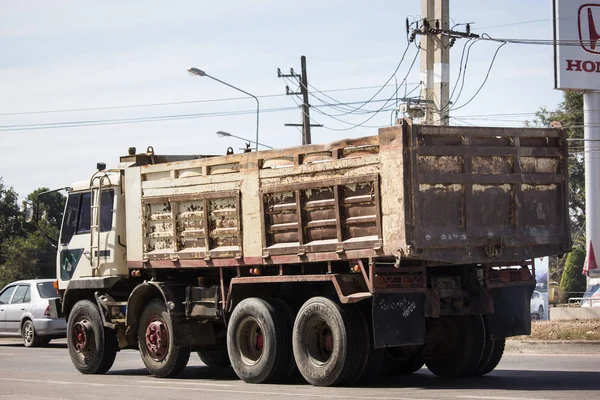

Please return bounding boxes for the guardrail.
[568,297,600,307]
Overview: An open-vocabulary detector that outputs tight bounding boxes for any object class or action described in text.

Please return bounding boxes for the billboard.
[554,1,600,90]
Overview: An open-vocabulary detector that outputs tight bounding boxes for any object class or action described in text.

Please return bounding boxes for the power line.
[472,19,553,31]
[0,98,410,132]
[0,84,417,117]
[449,41,507,113]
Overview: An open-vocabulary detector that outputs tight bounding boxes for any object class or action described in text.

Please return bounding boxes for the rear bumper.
[33,317,67,337]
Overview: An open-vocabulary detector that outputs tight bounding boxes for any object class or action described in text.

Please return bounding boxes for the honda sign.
[554,1,600,90]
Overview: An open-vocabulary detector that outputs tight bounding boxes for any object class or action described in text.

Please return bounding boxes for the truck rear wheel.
[475,338,505,375]
[461,315,486,376]
[425,315,473,378]
[292,297,360,386]
[343,305,370,383]
[267,298,298,381]
[138,299,190,378]
[227,297,288,383]
[67,300,118,374]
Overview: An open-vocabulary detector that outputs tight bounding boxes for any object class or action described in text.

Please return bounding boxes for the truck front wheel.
[67,300,118,374]
[138,299,190,378]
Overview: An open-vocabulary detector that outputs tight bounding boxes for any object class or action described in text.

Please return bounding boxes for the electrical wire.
[304,40,415,117]
[309,48,422,131]
[0,83,418,117]
[0,98,416,132]
[448,41,507,113]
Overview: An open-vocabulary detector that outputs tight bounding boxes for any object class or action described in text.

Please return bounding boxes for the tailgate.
[406,123,571,264]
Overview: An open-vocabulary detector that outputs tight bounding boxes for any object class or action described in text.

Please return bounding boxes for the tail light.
[44,306,51,317]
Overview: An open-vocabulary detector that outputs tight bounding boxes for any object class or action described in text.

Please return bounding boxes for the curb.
[505,340,600,354]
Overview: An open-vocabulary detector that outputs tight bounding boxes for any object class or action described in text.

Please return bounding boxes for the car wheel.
[68,299,118,374]
[22,320,39,348]
[138,299,190,378]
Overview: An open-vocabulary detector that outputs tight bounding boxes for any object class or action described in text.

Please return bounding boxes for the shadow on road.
[105,366,600,390]
[108,365,240,381]
[0,342,67,349]
[359,369,600,391]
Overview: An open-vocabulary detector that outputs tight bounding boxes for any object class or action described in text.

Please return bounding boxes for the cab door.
[57,189,116,287]
[5,284,30,334]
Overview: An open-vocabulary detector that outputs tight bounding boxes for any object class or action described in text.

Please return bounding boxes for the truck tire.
[138,299,190,378]
[197,345,230,368]
[342,305,370,384]
[461,315,486,376]
[475,338,505,375]
[359,307,385,381]
[425,315,473,378]
[67,300,118,374]
[227,297,287,383]
[266,298,298,381]
[292,297,360,387]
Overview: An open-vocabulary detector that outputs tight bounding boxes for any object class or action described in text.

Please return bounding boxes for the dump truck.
[49,120,571,386]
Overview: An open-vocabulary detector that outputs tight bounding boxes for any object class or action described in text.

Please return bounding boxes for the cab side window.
[59,190,114,246]
[60,194,80,245]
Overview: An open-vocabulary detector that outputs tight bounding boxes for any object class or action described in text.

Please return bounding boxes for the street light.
[216,131,273,149]
[188,67,260,151]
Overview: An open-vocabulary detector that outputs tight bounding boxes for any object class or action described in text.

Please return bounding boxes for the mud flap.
[372,293,426,348]
[487,285,534,339]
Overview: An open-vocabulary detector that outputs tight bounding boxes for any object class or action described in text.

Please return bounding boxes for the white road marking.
[133,379,233,387]
[0,377,437,400]
[459,396,550,400]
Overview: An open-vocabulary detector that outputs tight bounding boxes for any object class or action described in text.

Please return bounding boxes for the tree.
[0,183,66,288]
[535,92,585,233]
[0,232,56,286]
[559,245,587,295]
[0,178,23,248]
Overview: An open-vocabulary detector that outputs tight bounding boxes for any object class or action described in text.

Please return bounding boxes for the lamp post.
[188,67,260,151]
[216,131,273,149]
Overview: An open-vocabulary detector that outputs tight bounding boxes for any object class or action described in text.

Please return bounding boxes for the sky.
[0,0,565,200]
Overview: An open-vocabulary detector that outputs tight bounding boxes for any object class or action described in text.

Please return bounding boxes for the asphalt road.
[1,338,599,400]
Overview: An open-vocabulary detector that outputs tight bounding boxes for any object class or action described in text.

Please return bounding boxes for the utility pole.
[300,56,312,145]
[278,56,321,145]
[419,0,450,125]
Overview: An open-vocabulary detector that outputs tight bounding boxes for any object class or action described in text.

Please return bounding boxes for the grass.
[511,319,600,341]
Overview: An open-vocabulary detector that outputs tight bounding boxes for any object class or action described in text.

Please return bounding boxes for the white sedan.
[0,279,66,347]
[530,290,545,320]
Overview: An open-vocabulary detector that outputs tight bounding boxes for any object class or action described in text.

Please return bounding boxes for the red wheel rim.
[71,319,94,355]
[144,317,169,361]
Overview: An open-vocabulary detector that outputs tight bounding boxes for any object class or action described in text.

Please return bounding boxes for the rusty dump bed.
[123,121,571,268]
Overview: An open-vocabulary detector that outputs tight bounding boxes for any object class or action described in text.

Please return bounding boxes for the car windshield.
[37,282,58,298]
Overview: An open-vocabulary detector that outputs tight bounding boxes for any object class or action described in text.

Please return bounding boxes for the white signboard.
[554,1,600,91]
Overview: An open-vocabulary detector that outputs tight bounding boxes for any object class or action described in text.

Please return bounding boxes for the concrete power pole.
[420,0,450,125]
